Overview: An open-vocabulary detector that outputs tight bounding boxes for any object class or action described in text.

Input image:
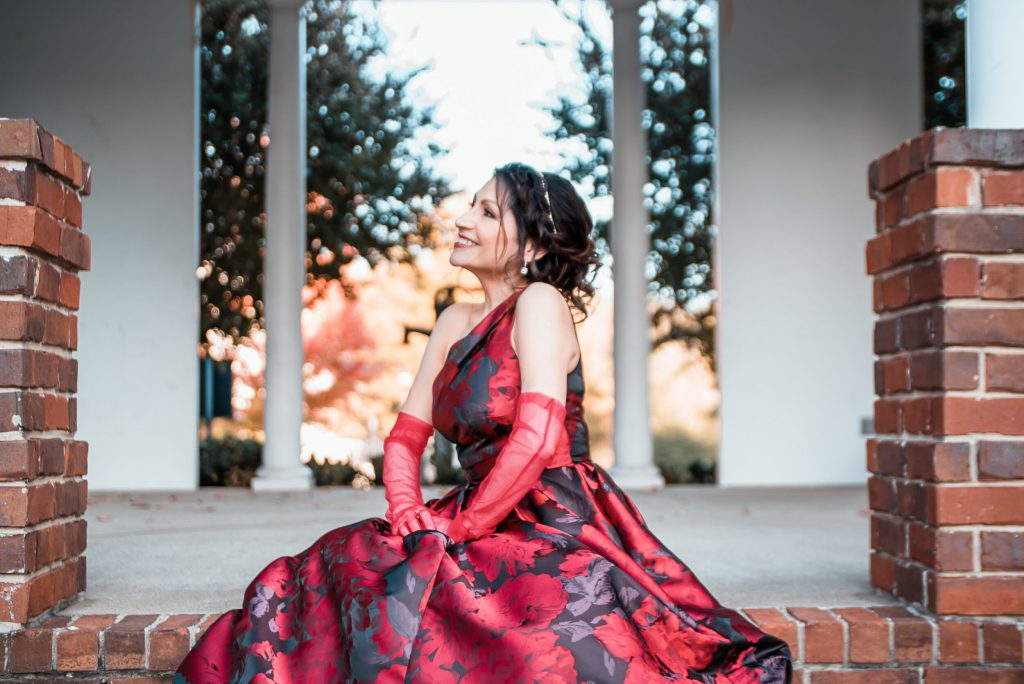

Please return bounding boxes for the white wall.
[714,0,922,485]
[0,0,200,489]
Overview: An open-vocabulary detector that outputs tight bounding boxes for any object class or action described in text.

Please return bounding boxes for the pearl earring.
[520,263,529,275]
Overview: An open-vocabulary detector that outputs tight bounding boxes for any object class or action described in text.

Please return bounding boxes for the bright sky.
[361,0,610,200]
[354,0,619,296]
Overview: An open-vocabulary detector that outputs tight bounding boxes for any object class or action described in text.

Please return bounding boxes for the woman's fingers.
[408,510,429,532]
[395,506,454,537]
[396,507,428,535]
[425,512,452,536]
[394,513,411,536]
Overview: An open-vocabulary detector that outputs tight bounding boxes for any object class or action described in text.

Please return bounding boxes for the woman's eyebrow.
[471,193,498,208]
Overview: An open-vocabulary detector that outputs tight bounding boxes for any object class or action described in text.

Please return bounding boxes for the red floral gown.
[174,289,793,683]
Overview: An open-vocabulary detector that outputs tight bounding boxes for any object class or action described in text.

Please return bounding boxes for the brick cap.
[0,118,91,195]
[869,126,1024,194]
[1,606,1019,675]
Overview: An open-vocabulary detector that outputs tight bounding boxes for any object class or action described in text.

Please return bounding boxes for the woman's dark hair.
[491,162,602,323]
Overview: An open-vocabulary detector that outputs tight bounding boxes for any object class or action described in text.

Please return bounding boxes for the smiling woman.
[174,163,793,683]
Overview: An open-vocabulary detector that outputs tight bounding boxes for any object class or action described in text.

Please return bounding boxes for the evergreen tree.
[542,0,717,369]
[199,0,453,345]
[923,0,966,129]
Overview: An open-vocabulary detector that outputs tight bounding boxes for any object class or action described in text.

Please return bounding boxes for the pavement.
[57,483,897,615]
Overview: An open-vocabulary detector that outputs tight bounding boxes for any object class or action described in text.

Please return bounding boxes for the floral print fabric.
[174,289,792,683]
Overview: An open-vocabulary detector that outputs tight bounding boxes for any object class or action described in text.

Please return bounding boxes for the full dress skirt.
[174,290,793,683]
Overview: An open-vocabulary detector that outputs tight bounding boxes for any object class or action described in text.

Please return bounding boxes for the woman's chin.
[449,258,481,277]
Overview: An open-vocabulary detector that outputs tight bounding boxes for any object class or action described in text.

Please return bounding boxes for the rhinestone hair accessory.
[515,163,558,235]
[535,170,558,234]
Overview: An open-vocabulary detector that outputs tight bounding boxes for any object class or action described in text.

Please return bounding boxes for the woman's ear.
[525,239,548,262]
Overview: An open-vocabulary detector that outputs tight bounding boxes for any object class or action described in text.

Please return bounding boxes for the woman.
[174,163,793,683]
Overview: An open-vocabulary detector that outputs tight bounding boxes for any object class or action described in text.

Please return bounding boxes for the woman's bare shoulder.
[435,300,476,353]
[513,282,579,373]
[516,283,573,328]
[396,301,473,421]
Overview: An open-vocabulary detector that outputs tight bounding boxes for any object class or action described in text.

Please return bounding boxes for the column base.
[608,464,665,491]
[250,465,314,492]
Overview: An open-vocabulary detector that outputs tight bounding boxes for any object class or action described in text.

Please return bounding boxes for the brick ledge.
[0,606,1021,681]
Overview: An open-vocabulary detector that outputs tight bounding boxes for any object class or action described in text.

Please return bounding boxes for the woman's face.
[451,175,519,276]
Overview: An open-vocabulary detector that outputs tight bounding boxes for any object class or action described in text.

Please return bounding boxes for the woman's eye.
[469,202,493,218]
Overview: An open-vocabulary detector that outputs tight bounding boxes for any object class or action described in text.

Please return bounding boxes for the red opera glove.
[383,411,434,531]
[446,391,572,543]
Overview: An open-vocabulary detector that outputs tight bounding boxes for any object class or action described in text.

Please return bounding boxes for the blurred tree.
[199,0,453,346]
[923,0,966,129]
[301,280,379,426]
[540,0,717,371]
[541,0,968,372]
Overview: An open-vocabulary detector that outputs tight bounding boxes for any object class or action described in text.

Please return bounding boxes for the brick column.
[866,126,1024,616]
[0,119,91,627]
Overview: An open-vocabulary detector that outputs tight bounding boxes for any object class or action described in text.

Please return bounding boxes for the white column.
[607,0,664,490]
[252,0,313,491]
[966,0,1024,128]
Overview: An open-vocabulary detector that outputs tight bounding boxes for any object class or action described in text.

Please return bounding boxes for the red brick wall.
[866,126,1024,617]
[0,119,92,626]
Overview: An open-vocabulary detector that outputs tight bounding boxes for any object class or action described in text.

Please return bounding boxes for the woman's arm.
[385,302,466,536]
[397,302,467,425]
[513,282,578,404]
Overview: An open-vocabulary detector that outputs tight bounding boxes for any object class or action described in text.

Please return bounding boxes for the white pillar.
[607,0,664,491]
[252,0,313,491]
[966,0,1024,128]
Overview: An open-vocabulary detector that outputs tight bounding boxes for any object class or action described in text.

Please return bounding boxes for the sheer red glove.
[382,411,434,535]
[446,391,572,543]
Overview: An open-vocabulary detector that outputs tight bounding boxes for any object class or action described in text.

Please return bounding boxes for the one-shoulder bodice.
[431,288,590,481]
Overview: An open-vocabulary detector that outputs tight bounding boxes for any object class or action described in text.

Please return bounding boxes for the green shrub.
[199,435,263,486]
[199,436,358,487]
[199,430,717,488]
[308,460,358,487]
[653,428,717,484]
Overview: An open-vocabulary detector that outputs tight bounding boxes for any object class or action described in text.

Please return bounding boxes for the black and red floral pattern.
[174,289,792,683]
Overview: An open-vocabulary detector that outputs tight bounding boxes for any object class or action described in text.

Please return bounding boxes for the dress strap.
[432,289,524,404]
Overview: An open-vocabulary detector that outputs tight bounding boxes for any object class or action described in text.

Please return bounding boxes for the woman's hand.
[394,505,452,537]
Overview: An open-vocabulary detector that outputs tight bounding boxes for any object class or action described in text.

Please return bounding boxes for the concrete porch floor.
[57,484,898,616]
